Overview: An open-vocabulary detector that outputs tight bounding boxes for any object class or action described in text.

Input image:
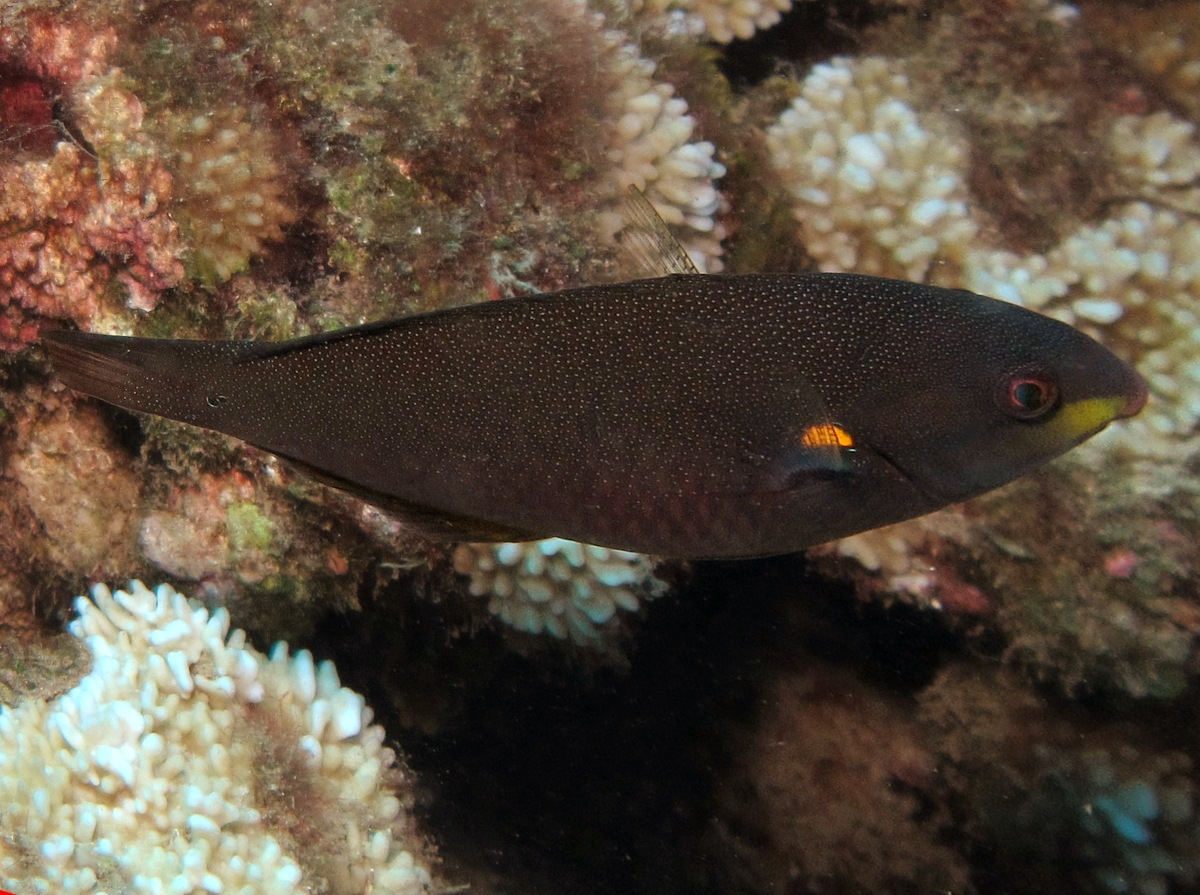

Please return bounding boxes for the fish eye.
[207,394,228,408]
[997,366,1059,421]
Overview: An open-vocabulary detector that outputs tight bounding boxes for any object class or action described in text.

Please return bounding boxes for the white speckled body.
[45,273,1143,558]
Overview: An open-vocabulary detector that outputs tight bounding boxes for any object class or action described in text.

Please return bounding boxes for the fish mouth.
[1049,385,1147,449]
[1118,372,1149,419]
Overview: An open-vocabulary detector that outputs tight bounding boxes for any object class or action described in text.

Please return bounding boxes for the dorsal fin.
[617,186,701,278]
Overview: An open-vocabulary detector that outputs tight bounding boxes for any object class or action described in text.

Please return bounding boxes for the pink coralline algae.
[0,19,184,350]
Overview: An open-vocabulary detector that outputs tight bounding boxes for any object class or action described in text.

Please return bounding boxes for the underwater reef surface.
[0,0,1198,893]
[0,581,434,894]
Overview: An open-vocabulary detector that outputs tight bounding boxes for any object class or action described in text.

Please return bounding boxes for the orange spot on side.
[800,423,854,449]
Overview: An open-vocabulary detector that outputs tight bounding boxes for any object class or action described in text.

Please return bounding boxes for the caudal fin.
[42,329,254,421]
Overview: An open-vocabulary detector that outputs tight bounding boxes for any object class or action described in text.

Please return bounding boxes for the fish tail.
[42,330,249,421]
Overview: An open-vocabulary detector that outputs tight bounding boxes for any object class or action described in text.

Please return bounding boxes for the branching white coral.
[765,56,977,281]
[453,538,668,646]
[0,581,432,895]
[600,37,726,272]
[165,105,298,282]
[630,0,795,43]
[829,516,957,603]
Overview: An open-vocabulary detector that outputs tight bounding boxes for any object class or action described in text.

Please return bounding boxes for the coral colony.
[0,0,1199,893]
[0,582,433,894]
[0,23,183,349]
[453,539,668,646]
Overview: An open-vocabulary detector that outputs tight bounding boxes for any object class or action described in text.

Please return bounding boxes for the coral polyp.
[163,106,299,284]
[765,55,977,281]
[0,581,435,895]
[453,537,669,645]
[630,0,795,43]
[600,36,726,271]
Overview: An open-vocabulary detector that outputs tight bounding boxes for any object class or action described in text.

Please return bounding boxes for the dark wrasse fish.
[43,273,1146,559]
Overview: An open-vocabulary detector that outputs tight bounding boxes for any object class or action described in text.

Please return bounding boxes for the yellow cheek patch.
[801,422,855,449]
[1032,395,1128,449]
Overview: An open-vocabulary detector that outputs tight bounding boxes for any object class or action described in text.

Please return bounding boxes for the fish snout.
[1118,370,1149,419]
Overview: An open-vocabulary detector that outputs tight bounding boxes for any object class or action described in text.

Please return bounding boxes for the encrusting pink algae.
[0,18,184,350]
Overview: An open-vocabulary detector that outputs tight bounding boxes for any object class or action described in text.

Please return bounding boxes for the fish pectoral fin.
[759,444,853,492]
[270,452,543,543]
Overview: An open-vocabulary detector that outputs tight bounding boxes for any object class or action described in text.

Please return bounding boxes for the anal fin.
[274,453,543,543]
